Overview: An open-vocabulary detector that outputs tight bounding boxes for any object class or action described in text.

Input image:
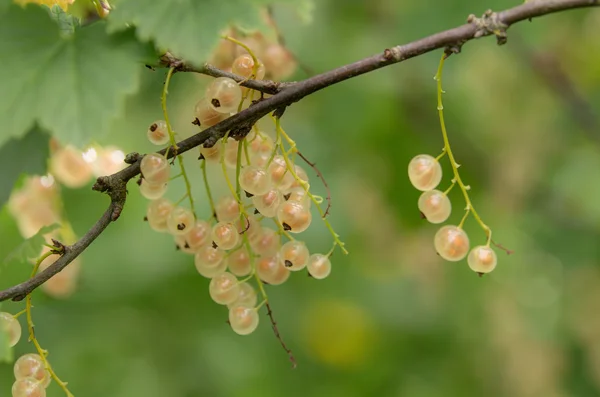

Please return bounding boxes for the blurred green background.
[2,0,600,396]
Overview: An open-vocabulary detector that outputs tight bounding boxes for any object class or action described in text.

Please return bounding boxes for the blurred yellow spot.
[302,300,377,369]
[14,0,74,11]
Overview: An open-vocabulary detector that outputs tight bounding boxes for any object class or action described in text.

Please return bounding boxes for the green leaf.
[0,4,151,147]
[3,224,59,265]
[47,4,80,35]
[0,126,50,209]
[108,0,291,66]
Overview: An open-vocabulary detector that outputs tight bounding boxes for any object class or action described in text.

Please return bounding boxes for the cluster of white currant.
[408,154,498,274]
[0,312,51,397]
[141,51,333,335]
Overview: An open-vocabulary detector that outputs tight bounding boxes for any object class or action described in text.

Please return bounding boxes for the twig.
[296,150,331,217]
[265,301,296,369]
[0,0,597,302]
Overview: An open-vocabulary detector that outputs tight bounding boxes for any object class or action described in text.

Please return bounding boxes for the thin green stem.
[200,161,217,221]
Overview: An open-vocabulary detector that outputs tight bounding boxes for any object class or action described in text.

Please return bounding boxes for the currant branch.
[0,0,597,302]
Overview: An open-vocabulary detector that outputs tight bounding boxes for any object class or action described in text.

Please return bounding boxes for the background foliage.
[1,0,600,396]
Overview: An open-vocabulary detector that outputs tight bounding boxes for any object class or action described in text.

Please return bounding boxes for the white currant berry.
[282,187,311,207]
[434,225,470,261]
[232,54,266,80]
[167,207,195,236]
[194,246,227,278]
[0,312,21,347]
[235,215,262,241]
[195,98,228,129]
[140,153,170,185]
[252,188,283,218]
[11,377,46,397]
[224,139,240,169]
[216,196,240,222]
[249,227,280,256]
[226,246,252,276]
[199,142,221,163]
[206,77,242,114]
[263,44,297,80]
[139,180,167,200]
[91,146,126,177]
[280,240,310,271]
[307,254,332,279]
[50,145,93,188]
[467,245,498,274]
[239,165,272,196]
[174,234,195,254]
[247,131,274,155]
[209,272,240,305]
[211,222,239,250]
[185,220,212,250]
[289,165,309,189]
[146,198,173,232]
[229,305,259,336]
[14,354,51,388]
[147,120,169,145]
[408,154,442,191]
[228,282,257,309]
[277,200,312,233]
[418,189,451,224]
[256,255,290,285]
[267,155,294,190]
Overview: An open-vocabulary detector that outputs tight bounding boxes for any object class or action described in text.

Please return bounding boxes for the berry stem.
[435,54,491,240]
[162,67,196,218]
[273,218,295,241]
[27,251,74,397]
[200,161,217,222]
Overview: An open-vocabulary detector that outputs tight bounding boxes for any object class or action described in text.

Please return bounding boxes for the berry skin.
[206,77,242,114]
[263,44,297,80]
[14,354,51,388]
[167,207,195,236]
[226,246,252,277]
[434,225,470,261]
[223,139,240,169]
[211,222,239,250]
[140,153,170,185]
[199,143,221,163]
[139,180,167,200]
[256,255,290,285]
[289,165,309,189]
[467,246,498,274]
[215,196,240,223]
[408,154,442,191]
[0,312,21,347]
[267,155,293,190]
[307,254,332,280]
[147,120,169,145]
[146,198,174,233]
[279,240,310,271]
[209,272,240,305]
[418,190,451,224]
[11,377,46,397]
[228,282,257,309]
[195,98,228,129]
[232,54,266,80]
[50,145,93,188]
[282,187,311,207]
[252,188,283,218]
[249,227,280,256]
[229,305,259,336]
[238,165,272,196]
[194,246,227,278]
[185,220,212,251]
[277,200,312,233]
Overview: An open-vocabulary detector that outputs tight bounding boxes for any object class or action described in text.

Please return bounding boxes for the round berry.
[0,312,21,347]
[14,354,51,388]
[307,254,332,279]
[467,245,498,274]
[418,190,451,224]
[256,255,290,285]
[146,198,173,232]
[277,200,312,233]
[232,54,266,80]
[289,165,309,189]
[279,240,309,271]
[216,196,240,223]
[252,188,283,218]
[167,207,195,236]
[206,77,242,114]
[267,155,293,190]
[140,153,170,185]
[228,282,257,309]
[185,220,212,251]
[199,142,221,163]
[434,225,470,261]
[195,98,228,129]
[223,139,240,169]
[226,246,252,277]
[239,165,272,196]
[50,145,93,188]
[147,120,169,145]
[408,154,442,191]
[282,187,311,207]
[11,377,46,397]
[139,180,167,200]
[209,272,240,305]
[249,227,280,256]
[194,246,227,278]
[229,305,259,335]
[211,222,239,250]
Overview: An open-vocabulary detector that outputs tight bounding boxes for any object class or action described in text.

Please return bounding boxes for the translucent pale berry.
[239,165,272,196]
[167,207,195,236]
[307,254,332,279]
[195,98,228,129]
[91,147,126,177]
[256,255,290,285]
[50,145,93,188]
[467,245,498,274]
[252,189,283,218]
[263,44,297,80]
[211,222,239,250]
[235,215,261,241]
[418,190,451,224]
[226,246,251,276]
[277,200,312,233]
[139,180,167,200]
[146,198,173,232]
[209,272,240,305]
[147,120,169,145]
[408,154,442,191]
[280,240,310,271]
[289,165,309,189]
[249,227,280,256]
[175,234,195,254]
[206,77,242,114]
[194,246,227,278]
[434,225,470,261]
[223,139,240,169]
[14,354,51,388]
[199,142,221,163]
[232,54,266,80]
[267,155,293,190]
[185,220,211,250]
[247,131,274,156]
[283,187,310,207]
[228,282,257,309]
[11,377,46,397]
[216,196,240,222]
[140,153,170,185]
[229,305,259,335]
[0,312,21,347]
